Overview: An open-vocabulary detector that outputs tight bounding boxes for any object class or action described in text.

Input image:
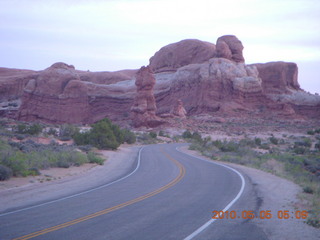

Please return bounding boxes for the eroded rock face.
[155,58,264,115]
[215,35,245,63]
[2,35,319,124]
[253,61,300,93]
[171,99,187,118]
[131,66,165,127]
[149,39,216,73]
[0,68,37,101]
[17,62,136,124]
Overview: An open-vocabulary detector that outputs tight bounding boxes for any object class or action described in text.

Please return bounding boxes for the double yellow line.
[14,149,186,240]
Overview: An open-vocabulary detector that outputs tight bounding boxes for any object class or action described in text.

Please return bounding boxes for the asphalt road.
[0,143,268,240]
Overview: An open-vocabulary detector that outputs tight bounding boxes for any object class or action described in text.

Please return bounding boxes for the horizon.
[1,0,319,93]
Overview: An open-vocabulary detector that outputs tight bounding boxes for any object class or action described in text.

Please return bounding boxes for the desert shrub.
[254,138,262,146]
[149,132,157,139]
[293,146,306,155]
[303,186,314,194]
[27,167,41,176]
[219,141,239,152]
[90,120,119,150]
[14,123,43,135]
[47,128,58,136]
[182,130,192,139]
[269,136,279,145]
[306,218,320,228]
[124,130,136,144]
[159,130,165,137]
[307,130,315,135]
[294,139,312,148]
[87,152,105,165]
[239,138,256,148]
[73,131,91,146]
[192,132,202,142]
[73,118,129,150]
[0,165,13,181]
[212,140,223,149]
[137,132,158,144]
[58,136,72,141]
[74,119,135,149]
[3,151,29,177]
[77,145,93,153]
[59,124,79,138]
[54,151,88,168]
[0,136,91,176]
[111,123,125,144]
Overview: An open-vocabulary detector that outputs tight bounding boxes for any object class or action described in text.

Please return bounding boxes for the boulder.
[171,99,187,118]
[215,35,245,63]
[149,39,216,73]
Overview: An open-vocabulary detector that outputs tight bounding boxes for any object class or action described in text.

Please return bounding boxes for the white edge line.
[175,146,246,240]
[0,146,144,217]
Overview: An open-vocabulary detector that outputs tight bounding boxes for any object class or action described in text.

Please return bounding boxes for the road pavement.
[0,143,267,239]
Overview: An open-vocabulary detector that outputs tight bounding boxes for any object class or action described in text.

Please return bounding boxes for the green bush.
[73,118,135,150]
[293,146,307,155]
[14,123,43,135]
[303,186,314,194]
[87,152,105,165]
[0,165,13,181]
[0,136,93,177]
[220,141,239,152]
[182,130,192,139]
[47,128,58,136]
[192,132,202,142]
[254,138,262,146]
[27,167,41,176]
[269,136,279,145]
[149,132,157,139]
[307,130,315,135]
[159,130,165,137]
[123,129,136,144]
[59,124,79,138]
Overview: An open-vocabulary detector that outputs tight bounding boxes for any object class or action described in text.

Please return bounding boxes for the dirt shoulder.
[178,146,320,240]
[0,144,140,213]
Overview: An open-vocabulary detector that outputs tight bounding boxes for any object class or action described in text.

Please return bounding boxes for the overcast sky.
[1,0,319,93]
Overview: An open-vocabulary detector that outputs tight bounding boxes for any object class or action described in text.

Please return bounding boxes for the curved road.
[0,143,267,240]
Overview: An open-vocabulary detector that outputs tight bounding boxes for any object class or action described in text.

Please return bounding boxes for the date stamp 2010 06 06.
[212,210,308,220]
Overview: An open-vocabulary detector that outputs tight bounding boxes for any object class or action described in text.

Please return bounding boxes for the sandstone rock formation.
[215,35,245,63]
[131,66,164,127]
[253,61,300,93]
[0,67,37,101]
[17,63,136,124]
[149,39,216,73]
[0,35,319,125]
[154,57,265,115]
[171,99,187,118]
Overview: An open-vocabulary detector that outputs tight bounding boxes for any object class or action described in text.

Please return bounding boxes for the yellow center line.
[13,149,186,240]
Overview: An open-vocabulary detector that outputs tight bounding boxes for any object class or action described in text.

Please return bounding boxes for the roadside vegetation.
[0,118,136,181]
[73,118,136,150]
[182,129,320,228]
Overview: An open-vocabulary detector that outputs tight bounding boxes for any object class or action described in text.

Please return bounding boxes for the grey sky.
[1,0,319,93]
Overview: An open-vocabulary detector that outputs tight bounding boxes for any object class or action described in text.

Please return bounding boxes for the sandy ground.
[0,144,140,213]
[179,146,320,240]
